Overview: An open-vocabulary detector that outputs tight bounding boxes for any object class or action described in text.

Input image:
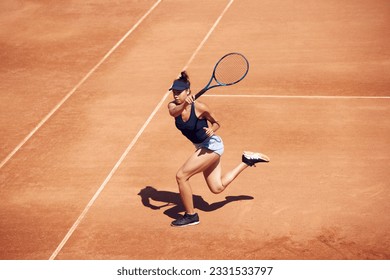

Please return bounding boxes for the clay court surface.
[1,0,389,260]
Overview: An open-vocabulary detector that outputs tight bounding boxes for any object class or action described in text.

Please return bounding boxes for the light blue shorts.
[194,135,224,156]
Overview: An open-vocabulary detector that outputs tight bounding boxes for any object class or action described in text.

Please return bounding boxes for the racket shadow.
[138,186,254,220]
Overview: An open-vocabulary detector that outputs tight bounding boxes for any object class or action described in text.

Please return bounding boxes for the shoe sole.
[171,221,200,227]
[243,151,270,163]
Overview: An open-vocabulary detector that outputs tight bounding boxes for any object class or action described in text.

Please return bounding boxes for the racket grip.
[194,88,207,100]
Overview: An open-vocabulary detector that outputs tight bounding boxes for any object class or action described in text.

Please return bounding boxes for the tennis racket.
[194,52,249,100]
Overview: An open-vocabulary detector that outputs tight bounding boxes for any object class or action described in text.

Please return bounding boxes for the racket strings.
[214,53,248,85]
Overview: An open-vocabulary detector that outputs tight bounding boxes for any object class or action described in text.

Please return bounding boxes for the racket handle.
[194,88,207,100]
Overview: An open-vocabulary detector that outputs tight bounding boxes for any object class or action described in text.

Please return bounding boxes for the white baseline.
[205,94,390,99]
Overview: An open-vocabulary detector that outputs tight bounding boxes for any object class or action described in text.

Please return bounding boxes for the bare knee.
[176,169,189,184]
[209,184,225,194]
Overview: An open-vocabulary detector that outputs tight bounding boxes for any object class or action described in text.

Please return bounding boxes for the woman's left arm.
[197,102,220,137]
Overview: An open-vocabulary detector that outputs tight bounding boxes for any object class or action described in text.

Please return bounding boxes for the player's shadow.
[138,186,254,219]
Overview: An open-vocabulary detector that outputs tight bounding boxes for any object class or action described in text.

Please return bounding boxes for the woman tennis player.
[168,71,269,227]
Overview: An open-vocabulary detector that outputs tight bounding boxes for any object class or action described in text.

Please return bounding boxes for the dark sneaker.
[242,151,270,166]
[171,213,200,227]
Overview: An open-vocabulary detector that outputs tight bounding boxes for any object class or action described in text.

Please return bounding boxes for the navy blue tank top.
[175,103,208,144]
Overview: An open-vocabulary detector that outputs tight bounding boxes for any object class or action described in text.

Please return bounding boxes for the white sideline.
[49,0,235,260]
[0,0,163,169]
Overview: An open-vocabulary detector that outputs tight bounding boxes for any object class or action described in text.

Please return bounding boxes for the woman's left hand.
[203,127,214,137]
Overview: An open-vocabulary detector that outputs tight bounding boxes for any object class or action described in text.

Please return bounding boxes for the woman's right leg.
[176,148,220,214]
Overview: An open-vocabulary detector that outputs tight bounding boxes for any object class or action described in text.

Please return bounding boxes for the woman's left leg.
[203,156,249,194]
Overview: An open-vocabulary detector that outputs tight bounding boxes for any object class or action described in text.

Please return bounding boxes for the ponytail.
[178,71,190,88]
[169,71,191,91]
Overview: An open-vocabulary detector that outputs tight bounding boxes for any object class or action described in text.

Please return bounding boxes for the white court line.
[0,0,163,170]
[49,0,235,260]
[183,0,234,70]
[205,94,390,99]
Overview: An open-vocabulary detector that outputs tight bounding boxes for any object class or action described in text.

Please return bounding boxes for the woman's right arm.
[168,102,186,117]
[167,95,195,117]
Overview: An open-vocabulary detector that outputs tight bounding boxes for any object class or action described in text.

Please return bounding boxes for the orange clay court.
[0,0,389,260]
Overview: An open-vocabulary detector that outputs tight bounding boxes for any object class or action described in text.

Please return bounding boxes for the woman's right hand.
[185,94,195,105]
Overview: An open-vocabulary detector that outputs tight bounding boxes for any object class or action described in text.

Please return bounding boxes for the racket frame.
[194,52,249,100]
